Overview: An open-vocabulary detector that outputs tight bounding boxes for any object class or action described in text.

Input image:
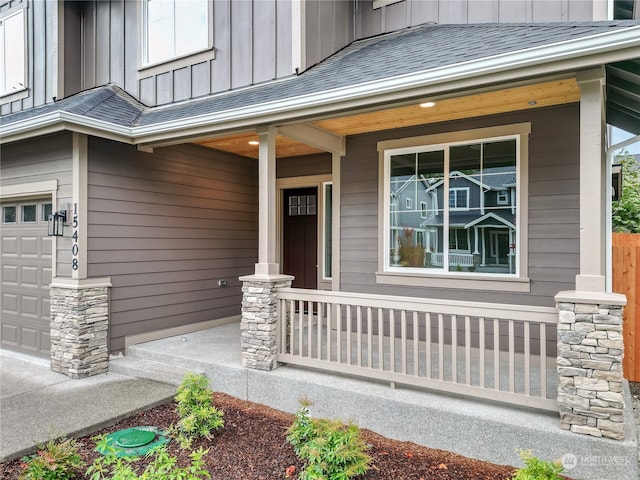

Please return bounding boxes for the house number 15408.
[71,203,79,270]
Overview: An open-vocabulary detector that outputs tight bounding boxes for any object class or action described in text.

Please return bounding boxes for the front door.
[283,188,317,289]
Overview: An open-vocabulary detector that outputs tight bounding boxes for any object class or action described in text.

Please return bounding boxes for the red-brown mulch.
[0,392,516,479]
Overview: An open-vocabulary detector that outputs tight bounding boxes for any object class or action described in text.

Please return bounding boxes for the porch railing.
[276,288,558,411]
[430,252,474,267]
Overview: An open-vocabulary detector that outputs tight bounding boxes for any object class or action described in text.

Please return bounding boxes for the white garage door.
[1,199,53,358]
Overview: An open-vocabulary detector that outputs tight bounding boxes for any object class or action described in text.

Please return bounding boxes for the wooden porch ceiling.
[194,78,580,159]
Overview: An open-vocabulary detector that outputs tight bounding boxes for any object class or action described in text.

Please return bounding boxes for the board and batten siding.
[0,0,58,115]
[86,139,258,352]
[0,133,74,276]
[357,0,601,38]
[340,104,580,307]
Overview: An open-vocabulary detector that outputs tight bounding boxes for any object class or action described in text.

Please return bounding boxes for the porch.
[110,322,638,480]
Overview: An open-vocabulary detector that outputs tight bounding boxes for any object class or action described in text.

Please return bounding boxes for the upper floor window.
[0,7,26,96]
[143,0,209,66]
[449,188,469,210]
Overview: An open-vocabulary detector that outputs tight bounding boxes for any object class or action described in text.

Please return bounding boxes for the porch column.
[240,126,293,370]
[575,68,606,293]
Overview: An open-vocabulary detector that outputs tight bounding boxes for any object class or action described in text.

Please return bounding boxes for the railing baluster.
[357,306,362,367]
[425,312,431,379]
[479,317,485,388]
[337,304,342,364]
[493,319,500,391]
[367,307,373,369]
[298,301,304,357]
[508,319,515,393]
[413,311,419,377]
[317,302,323,361]
[438,313,444,381]
[378,308,383,371]
[451,315,457,383]
[390,310,395,373]
[327,303,332,362]
[524,321,530,396]
[347,306,352,365]
[308,301,313,359]
[465,316,471,385]
[540,324,547,399]
[289,300,295,355]
[401,310,407,375]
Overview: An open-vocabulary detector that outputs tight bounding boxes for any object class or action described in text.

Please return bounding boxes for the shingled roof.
[2,21,639,132]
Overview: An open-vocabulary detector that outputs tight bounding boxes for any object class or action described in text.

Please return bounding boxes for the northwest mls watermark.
[561,453,632,471]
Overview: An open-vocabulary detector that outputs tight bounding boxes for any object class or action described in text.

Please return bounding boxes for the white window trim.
[322,181,333,281]
[376,123,530,292]
[497,190,509,205]
[0,4,28,103]
[449,187,470,211]
[405,197,412,209]
[420,201,427,218]
[137,0,215,79]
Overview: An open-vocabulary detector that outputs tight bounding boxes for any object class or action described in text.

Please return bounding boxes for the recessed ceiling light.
[419,101,436,108]
[528,100,537,106]
[248,140,259,145]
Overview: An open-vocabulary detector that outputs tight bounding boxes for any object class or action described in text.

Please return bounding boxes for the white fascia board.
[2,26,640,146]
[1,111,134,144]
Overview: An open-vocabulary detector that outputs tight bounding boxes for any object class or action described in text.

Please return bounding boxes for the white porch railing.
[276,288,558,411]
[430,252,475,267]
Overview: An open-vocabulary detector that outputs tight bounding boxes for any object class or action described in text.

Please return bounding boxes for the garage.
[1,198,53,358]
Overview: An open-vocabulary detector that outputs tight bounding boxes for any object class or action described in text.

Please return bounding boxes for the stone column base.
[239,274,293,371]
[50,278,111,378]
[555,290,627,440]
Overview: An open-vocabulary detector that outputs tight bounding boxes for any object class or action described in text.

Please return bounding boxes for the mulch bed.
[0,392,516,479]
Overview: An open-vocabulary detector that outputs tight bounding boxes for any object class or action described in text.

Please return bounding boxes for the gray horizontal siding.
[277,153,332,178]
[86,139,258,352]
[339,104,580,307]
[0,133,74,276]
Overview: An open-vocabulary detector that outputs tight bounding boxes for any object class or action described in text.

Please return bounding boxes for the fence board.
[612,233,639,382]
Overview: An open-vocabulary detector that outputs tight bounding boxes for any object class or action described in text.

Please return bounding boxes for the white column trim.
[332,152,341,291]
[72,133,88,280]
[575,68,606,293]
[255,126,279,276]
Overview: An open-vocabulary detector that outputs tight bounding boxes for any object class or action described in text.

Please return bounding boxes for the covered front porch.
[110,322,638,480]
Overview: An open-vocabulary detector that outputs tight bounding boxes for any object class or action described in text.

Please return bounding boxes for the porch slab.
[110,323,638,480]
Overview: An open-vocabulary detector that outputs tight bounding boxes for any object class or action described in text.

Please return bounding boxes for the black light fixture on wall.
[48,210,67,236]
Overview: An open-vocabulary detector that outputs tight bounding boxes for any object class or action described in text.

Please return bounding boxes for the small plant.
[173,372,224,448]
[512,449,564,480]
[398,228,425,267]
[287,399,371,480]
[87,437,210,480]
[19,437,85,480]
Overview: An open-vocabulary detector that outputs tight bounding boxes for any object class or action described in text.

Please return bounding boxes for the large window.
[143,0,209,65]
[0,8,26,97]
[385,134,519,276]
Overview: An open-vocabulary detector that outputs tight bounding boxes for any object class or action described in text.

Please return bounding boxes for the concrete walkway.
[0,349,175,462]
[110,323,639,480]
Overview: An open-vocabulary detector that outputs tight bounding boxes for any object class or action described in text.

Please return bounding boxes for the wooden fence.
[612,233,639,382]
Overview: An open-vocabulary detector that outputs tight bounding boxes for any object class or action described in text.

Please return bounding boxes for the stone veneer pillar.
[555,290,627,440]
[50,278,111,379]
[239,274,293,371]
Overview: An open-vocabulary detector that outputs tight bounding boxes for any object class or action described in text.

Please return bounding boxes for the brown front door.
[283,188,317,289]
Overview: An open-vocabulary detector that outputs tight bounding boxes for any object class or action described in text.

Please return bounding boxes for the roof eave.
[2,25,639,146]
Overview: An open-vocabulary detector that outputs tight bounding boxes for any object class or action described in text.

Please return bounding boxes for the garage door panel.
[21,295,39,316]
[1,323,18,344]
[21,327,38,351]
[21,237,39,256]
[42,237,52,255]
[43,267,52,285]
[2,237,18,254]
[2,264,18,283]
[2,293,18,313]
[21,266,39,286]
[41,331,51,353]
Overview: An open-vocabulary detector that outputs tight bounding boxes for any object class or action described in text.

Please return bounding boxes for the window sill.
[1,87,29,105]
[137,47,216,80]
[376,271,531,292]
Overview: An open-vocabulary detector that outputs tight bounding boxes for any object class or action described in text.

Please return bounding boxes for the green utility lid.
[97,426,170,457]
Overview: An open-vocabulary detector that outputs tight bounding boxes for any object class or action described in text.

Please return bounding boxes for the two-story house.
[1,2,639,472]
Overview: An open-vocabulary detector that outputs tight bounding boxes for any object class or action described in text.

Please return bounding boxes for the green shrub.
[87,437,210,480]
[513,449,564,480]
[19,437,85,480]
[286,400,371,480]
[173,373,224,448]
